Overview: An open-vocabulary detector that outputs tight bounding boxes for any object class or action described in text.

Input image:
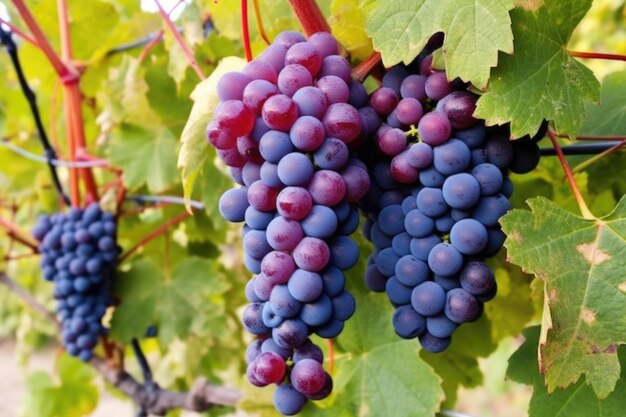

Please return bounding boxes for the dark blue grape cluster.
[358,42,543,353]
[206,30,371,414]
[32,204,119,361]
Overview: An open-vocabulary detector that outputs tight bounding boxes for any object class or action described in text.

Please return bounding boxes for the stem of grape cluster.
[569,50,626,62]
[287,0,331,37]
[547,130,595,220]
[0,215,39,252]
[241,0,253,62]
[352,51,382,82]
[556,133,626,141]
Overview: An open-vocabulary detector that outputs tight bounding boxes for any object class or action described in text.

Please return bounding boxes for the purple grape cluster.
[358,44,543,353]
[206,30,370,414]
[32,204,119,361]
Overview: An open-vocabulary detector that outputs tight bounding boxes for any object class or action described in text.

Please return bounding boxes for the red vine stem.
[287,0,331,36]
[0,17,39,47]
[138,31,164,63]
[57,0,98,206]
[547,129,594,219]
[119,211,192,263]
[154,0,206,80]
[556,133,626,141]
[352,51,382,82]
[569,50,626,62]
[252,0,271,45]
[241,0,252,62]
[0,215,39,252]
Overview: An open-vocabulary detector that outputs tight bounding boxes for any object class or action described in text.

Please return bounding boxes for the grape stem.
[287,0,331,37]
[569,50,626,62]
[119,211,192,263]
[327,339,335,374]
[0,26,71,206]
[547,129,595,220]
[252,0,271,45]
[154,0,206,80]
[131,338,157,391]
[352,51,383,82]
[0,16,39,47]
[241,0,253,62]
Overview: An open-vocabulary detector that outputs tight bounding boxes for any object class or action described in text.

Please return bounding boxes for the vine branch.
[0,16,39,47]
[0,215,39,252]
[547,129,595,219]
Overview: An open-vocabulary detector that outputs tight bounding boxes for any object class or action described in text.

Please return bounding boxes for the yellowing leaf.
[502,197,626,397]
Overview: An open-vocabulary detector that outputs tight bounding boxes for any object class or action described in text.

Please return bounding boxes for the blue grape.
[433,138,470,175]
[364,264,387,292]
[320,267,345,298]
[471,163,503,196]
[273,318,309,349]
[426,314,458,338]
[392,232,412,257]
[411,281,446,316]
[274,384,308,415]
[416,188,448,218]
[393,305,426,339]
[243,303,271,335]
[472,195,511,227]
[449,219,488,255]
[288,270,324,302]
[313,137,349,171]
[378,205,405,236]
[404,208,435,238]
[329,236,359,271]
[428,243,463,277]
[331,291,356,321]
[444,288,480,323]
[263,302,285,328]
[385,276,413,305]
[259,130,295,163]
[442,173,481,210]
[459,261,496,295]
[219,188,249,222]
[395,255,429,287]
[300,294,333,327]
[301,205,337,238]
[419,332,451,353]
[375,248,400,277]
[314,319,344,338]
[270,285,303,318]
[410,235,442,262]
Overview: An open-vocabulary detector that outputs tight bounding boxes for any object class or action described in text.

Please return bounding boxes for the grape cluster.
[32,204,119,361]
[358,46,543,353]
[207,30,370,414]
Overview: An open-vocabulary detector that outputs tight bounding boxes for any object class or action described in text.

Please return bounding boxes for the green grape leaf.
[509,327,626,417]
[24,354,99,417]
[581,71,626,135]
[475,0,600,138]
[108,124,179,193]
[501,196,626,398]
[366,0,514,88]
[178,56,246,205]
[329,0,374,61]
[110,257,229,345]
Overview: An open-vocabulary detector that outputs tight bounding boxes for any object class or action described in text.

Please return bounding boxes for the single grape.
[216,71,251,101]
[385,276,413,305]
[418,112,452,146]
[285,42,322,77]
[444,288,481,323]
[317,75,349,105]
[393,305,427,339]
[450,218,488,255]
[262,94,299,131]
[442,173,481,210]
[428,243,463,277]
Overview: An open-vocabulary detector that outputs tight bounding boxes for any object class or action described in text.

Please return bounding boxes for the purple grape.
[278,64,313,97]
[318,55,351,83]
[266,216,303,251]
[276,186,313,220]
[292,238,330,272]
[322,103,363,143]
[370,87,399,116]
[285,42,322,77]
[242,59,278,83]
[292,86,328,119]
[216,71,251,101]
[307,170,346,206]
[425,71,452,100]
[418,111,451,146]
[313,137,349,171]
[262,94,299,131]
[289,116,325,152]
[243,79,279,114]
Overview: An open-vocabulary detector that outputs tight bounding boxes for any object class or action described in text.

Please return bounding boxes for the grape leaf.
[509,327,626,417]
[501,196,626,398]
[108,124,179,193]
[366,0,514,88]
[581,71,626,136]
[110,257,229,345]
[475,0,600,138]
[24,354,99,417]
[178,56,246,204]
[329,0,374,61]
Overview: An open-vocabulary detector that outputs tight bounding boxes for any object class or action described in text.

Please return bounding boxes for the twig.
[0,138,109,167]
[287,0,331,36]
[138,30,164,63]
[131,338,155,389]
[0,16,39,47]
[569,50,626,62]
[0,27,71,206]
[119,211,192,262]
[91,357,241,414]
[241,0,252,62]
[252,0,271,45]
[126,195,205,210]
[327,339,334,374]
[0,215,39,252]
[571,140,626,174]
[0,272,57,323]
[154,0,206,80]
[547,129,595,219]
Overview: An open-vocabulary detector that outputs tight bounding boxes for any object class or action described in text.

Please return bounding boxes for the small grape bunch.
[32,203,120,361]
